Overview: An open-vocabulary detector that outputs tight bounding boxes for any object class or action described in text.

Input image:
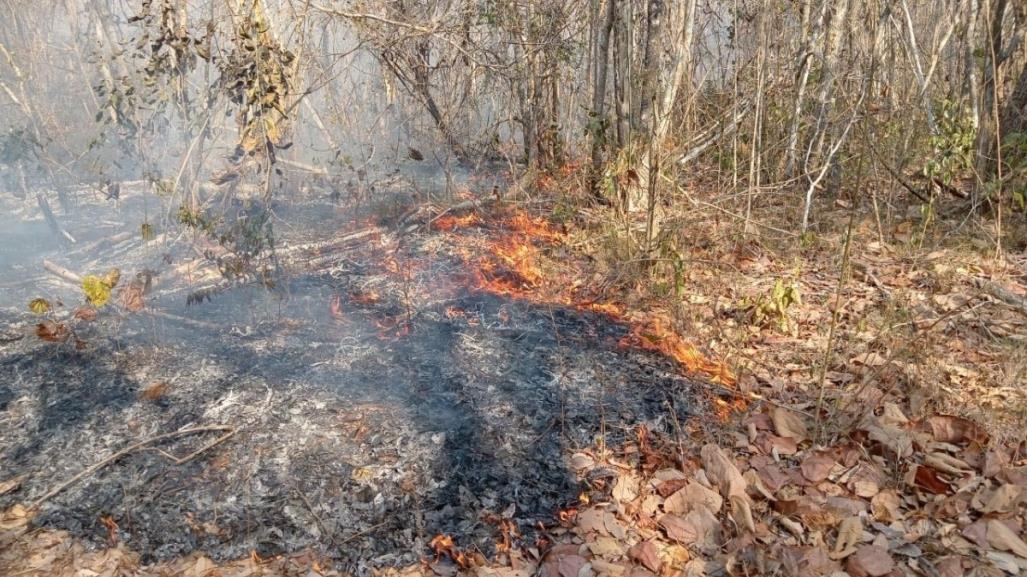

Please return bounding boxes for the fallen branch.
[31,425,235,510]
[278,226,383,258]
[42,259,82,284]
[143,308,223,331]
[73,231,133,256]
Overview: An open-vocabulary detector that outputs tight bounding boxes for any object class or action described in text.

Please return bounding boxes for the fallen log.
[36,193,76,245]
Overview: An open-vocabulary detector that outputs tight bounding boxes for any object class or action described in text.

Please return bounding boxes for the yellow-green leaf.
[82,275,112,307]
[28,298,52,315]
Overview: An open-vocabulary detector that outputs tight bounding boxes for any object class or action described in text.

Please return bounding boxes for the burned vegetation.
[2,0,1027,576]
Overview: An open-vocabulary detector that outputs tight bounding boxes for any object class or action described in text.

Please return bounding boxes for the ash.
[0,185,695,573]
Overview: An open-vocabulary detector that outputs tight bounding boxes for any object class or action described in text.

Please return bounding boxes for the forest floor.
[1,171,1026,576]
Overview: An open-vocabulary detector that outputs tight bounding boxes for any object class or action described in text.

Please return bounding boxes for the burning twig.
[30,425,236,511]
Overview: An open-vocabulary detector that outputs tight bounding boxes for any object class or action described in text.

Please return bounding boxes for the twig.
[30,425,235,510]
[143,309,223,331]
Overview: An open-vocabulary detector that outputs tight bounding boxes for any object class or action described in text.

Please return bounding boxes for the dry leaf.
[701,444,754,534]
[36,320,69,342]
[925,452,972,475]
[588,537,626,558]
[870,491,904,522]
[925,415,988,445]
[629,541,661,573]
[801,453,837,483]
[120,283,146,312]
[659,514,698,545]
[846,545,894,577]
[986,519,1027,558]
[73,306,98,321]
[771,407,808,443]
[0,475,25,496]
[830,516,863,560]
[140,381,170,401]
[664,481,723,515]
[700,444,748,499]
[978,484,1024,514]
[913,465,952,495]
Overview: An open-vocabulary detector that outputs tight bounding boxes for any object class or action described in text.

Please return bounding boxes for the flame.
[433,212,480,231]
[456,208,735,388]
[619,316,736,387]
[350,290,380,305]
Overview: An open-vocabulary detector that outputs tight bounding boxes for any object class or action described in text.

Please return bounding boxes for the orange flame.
[443,207,736,390]
[433,212,480,231]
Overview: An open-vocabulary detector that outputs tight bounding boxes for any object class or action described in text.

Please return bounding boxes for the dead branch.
[278,226,383,258]
[30,425,235,510]
[36,193,76,245]
[977,279,1027,317]
[42,259,82,284]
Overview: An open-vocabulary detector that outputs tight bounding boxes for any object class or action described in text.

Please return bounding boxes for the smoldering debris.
[0,186,696,573]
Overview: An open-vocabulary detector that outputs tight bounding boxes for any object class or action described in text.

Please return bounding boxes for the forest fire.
[458,208,735,388]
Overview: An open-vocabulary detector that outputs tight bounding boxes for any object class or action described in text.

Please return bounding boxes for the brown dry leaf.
[986,519,1027,558]
[830,516,863,560]
[700,444,747,499]
[0,475,25,497]
[73,306,98,321]
[728,493,755,533]
[35,320,69,342]
[870,491,904,522]
[663,481,723,515]
[771,407,808,443]
[0,504,33,531]
[683,506,721,551]
[801,453,837,483]
[913,465,952,495]
[577,509,610,536]
[862,420,913,458]
[629,540,661,573]
[978,484,1024,514]
[588,537,626,558]
[846,545,894,577]
[120,282,146,312]
[925,452,973,475]
[701,444,754,534]
[925,415,989,445]
[140,381,170,401]
[935,556,965,577]
[659,514,698,545]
